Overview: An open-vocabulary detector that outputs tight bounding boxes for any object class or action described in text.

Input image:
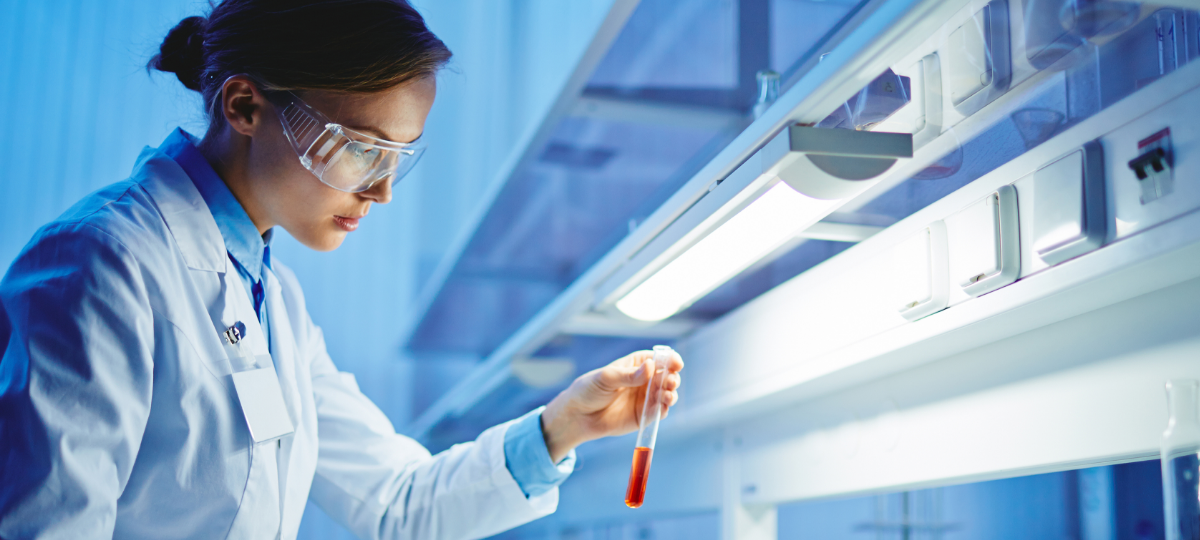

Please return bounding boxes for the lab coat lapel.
[262,266,304,533]
[133,148,227,273]
[217,258,285,540]
[136,146,243,379]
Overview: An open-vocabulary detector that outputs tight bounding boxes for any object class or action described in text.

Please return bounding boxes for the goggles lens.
[278,95,426,193]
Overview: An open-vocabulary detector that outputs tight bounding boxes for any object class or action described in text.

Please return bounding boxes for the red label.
[1139,128,1171,149]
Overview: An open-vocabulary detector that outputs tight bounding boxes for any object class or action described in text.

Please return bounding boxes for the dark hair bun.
[151,16,207,91]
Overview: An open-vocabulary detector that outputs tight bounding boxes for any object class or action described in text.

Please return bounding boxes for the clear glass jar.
[1162,379,1200,540]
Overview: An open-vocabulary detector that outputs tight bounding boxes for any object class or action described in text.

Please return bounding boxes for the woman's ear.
[218,76,268,137]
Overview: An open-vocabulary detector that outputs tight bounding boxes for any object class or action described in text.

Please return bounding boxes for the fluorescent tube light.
[603,125,912,323]
[616,181,840,321]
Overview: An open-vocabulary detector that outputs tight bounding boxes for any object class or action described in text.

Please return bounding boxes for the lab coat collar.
[160,128,273,281]
[133,138,228,273]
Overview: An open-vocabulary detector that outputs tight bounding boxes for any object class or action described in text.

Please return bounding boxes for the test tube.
[625,345,673,508]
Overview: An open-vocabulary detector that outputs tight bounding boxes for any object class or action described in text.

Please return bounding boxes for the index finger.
[666,351,684,373]
[622,349,654,368]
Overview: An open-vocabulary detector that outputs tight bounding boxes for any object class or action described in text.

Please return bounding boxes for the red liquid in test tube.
[624,345,672,509]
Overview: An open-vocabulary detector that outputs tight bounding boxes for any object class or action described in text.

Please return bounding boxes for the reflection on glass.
[1025,0,1090,69]
[912,130,964,181]
[589,0,738,90]
[947,5,997,104]
[1162,379,1200,540]
[778,461,1165,539]
[818,69,911,131]
[854,491,958,538]
[1011,108,1066,149]
[771,0,865,75]
[1060,0,1142,39]
[1155,10,1181,77]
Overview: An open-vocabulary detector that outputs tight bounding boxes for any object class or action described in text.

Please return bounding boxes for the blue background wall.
[0,1,611,537]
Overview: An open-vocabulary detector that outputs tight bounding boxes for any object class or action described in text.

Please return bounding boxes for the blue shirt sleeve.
[503,406,576,498]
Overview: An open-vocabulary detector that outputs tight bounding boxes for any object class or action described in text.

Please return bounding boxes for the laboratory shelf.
[402,0,977,441]
[401,0,876,442]
[538,60,1200,529]
[406,7,1200,530]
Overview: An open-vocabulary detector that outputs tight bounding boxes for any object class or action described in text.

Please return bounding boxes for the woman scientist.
[0,1,684,538]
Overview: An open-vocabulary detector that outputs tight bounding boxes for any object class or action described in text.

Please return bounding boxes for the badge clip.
[223,321,247,345]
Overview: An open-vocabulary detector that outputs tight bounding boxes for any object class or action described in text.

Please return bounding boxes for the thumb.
[601,360,652,390]
[627,361,654,387]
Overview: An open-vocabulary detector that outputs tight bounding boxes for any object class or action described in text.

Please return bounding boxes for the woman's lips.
[333,215,360,232]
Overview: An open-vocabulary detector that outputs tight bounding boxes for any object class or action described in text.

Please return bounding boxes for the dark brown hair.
[149,0,451,128]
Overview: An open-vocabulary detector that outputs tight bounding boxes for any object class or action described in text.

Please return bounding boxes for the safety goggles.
[277,93,426,193]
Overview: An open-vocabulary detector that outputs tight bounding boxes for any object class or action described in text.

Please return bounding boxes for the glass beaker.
[1162,379,1200,540]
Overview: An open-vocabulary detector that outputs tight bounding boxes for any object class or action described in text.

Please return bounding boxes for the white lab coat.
[0,145,557,539]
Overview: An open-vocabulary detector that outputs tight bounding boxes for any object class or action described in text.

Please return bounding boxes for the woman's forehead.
[300,78,435,142]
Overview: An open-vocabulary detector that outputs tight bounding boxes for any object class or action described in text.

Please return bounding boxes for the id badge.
[225,332,294,443]
[232,363,294,443]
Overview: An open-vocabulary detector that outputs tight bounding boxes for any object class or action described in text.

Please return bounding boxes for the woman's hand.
[540,350,684,463]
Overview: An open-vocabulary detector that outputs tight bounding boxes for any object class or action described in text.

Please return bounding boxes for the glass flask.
[1162,379,1200,540]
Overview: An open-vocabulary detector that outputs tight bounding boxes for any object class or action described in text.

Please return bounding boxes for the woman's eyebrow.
[344,123,424,144]
[345,124,399,142]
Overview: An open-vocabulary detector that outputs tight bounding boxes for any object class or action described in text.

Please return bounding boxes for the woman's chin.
[295,229,347,252]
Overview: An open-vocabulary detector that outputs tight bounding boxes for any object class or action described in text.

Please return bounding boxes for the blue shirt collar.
[160,128,272,279]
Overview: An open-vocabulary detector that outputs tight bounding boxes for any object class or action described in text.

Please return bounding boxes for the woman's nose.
[361,177,393,204]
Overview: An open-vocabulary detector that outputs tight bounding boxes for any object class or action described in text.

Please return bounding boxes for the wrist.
[541,397,586,464]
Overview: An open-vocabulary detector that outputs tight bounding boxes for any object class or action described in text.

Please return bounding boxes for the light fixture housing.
[599,125,913,322]
[615,181,841,321]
